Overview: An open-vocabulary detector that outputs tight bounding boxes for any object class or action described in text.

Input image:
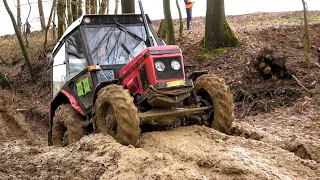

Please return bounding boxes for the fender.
[61,90,85,115]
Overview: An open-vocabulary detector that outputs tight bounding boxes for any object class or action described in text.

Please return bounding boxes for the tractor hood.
[118,45,182,82]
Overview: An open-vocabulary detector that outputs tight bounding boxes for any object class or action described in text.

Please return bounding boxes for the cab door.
[65,31,94,110]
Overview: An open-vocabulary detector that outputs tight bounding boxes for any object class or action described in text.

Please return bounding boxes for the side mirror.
[159,39,167,46]
[46,53,53,66]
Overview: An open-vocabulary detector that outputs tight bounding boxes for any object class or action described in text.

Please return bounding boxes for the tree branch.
[291,75,311,93]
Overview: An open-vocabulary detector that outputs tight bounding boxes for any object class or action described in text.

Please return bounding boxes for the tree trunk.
[106,0,109,14]
[175,0,183,39]
[114,0,119,14]
[99,0,107,14]
[3,0,33,77]
[52,4,57,40]
[78,0,83,17]
[204,0,238,48]
[67,0,73,25]
[157,19,167,40]
[71,0,79,21]
[85,0,90,14]
[302,0,311,69]
[163,0,175,45]
[43,0,58,56]
[38,0,46,30]
[121,0,135,13]
[57,0,66,39]
[17,0,21,32]
[90,0,97,14]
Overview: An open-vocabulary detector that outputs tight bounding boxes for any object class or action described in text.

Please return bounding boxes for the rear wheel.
[93,85,141,147]
[194,74,234,134]
[52,104,87,146]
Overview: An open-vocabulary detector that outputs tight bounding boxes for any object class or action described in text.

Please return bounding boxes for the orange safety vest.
[185,0,193,9]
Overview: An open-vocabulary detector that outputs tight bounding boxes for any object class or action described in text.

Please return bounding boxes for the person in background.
[25,21,31,34]
[184,0,195,30]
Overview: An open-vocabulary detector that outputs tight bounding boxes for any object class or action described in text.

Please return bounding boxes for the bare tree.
[38,0,46,30]
[43,0,58,56]
[78,0,83,17]
[121,0,134,13]
[99,0,107,14]
[163,0,175,45]
[114,0,119,14]
[85,0,90,14]
[106,0,110,14]
[52,3,57,40]
[204,0,238,48]
[3,0,33,77]
[67,0,73,25]
[302,0,311,69]
[71,0,79,20]
[58,0,66,38]
[17,0,22,32]
[175,0,183,39]
[157,19,167,40]
[90,0,97,14]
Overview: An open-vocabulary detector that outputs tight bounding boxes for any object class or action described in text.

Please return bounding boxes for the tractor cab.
[51,14,165,110]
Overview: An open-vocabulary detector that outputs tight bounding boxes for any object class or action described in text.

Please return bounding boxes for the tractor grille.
[153,56,184,80]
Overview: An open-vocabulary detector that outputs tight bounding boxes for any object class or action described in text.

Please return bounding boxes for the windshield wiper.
[115,22,146,43]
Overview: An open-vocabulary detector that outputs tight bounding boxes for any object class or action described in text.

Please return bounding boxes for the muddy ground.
[0,11,320,179]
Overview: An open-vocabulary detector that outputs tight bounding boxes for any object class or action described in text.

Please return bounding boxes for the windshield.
[84,25,157,65]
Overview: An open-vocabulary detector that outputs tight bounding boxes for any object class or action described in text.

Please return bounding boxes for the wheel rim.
[197,89,214,126]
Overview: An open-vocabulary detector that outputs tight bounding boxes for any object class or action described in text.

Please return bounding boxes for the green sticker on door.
[76,77,91,96]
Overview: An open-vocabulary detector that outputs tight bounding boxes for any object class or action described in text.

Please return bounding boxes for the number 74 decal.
[76,77,91,96]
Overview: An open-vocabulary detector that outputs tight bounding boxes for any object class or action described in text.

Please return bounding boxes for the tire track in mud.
[230,98,320,164]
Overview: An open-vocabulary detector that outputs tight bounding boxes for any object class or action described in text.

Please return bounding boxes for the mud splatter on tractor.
[47,1,234,147]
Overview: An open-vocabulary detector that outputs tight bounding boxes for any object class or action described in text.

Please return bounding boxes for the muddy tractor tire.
[194,74,234,134]
[52,104,87,146]
[93,85,141,147]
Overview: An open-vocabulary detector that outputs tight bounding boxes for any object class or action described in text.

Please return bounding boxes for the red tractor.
[48,2,234,147]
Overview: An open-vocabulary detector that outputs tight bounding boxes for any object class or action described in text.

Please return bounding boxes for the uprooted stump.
[0,71,10,89]
[253,47,292,79]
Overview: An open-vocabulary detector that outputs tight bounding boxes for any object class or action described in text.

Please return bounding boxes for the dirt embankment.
[0,90,47,144]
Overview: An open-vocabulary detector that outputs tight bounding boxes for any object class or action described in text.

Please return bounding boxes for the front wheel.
[194,74,235,134]
[93,85,141,147]
[52,104,87,146]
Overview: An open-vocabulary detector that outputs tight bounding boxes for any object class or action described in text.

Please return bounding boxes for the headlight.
[171,60,181,70]
[155,61,165,72]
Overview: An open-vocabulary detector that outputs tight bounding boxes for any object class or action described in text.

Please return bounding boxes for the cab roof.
[53,14,152,53]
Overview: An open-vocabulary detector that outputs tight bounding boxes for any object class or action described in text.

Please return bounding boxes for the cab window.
[66,31,87,80]
[85,25,156,66]
[52,43,67,97]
